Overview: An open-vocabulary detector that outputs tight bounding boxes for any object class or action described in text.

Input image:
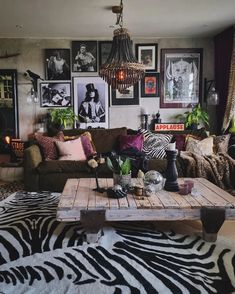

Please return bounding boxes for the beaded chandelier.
[99,0,145,93]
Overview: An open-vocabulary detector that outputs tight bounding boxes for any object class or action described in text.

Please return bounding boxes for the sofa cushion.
[119,134,144,152]
[63,127,127,154]
[37,160,89,174]
[55,137,87,160]
[213,134,231,153]
[139,129,173,159]
[185,136,214,156]
[35,131,64,160]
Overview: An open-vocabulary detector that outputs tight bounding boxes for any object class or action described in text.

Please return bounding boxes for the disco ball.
[144,170,164,194]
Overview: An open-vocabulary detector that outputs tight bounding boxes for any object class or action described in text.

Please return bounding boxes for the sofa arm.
[23,145,42,191]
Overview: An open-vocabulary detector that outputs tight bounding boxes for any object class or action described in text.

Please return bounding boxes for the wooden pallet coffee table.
[57,178,235,243]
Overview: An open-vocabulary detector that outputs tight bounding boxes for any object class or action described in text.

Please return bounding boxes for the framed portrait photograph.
[140,72,160,97]
[160,48,203,108]
[73,77,109,128]
[111,85,139,106]
[72,41,98,72]
[40,81,72,108]
[136,43,158,71]
[98,41,112,68]
[45,49,71,80]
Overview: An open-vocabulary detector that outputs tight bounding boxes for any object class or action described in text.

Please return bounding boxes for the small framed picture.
[136,43,158,71]
[73,77,109,128]
[98,41,112,68]
[140,72,160,97]
[40,81,72,108]
[72,41,98,72]
[45,49,71,80]
[160,48,203,108]
[111,85,139,106]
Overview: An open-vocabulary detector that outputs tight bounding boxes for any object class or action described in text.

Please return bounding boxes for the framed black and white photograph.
[136,43,158,71]
[73,77,109,128]
[98,41,112,68]
[111,84,139,106]
[140,72,160,97]
[45,49,71,80]
[160,48,203,108]
[72,41,98,72]
[40,81,72,108]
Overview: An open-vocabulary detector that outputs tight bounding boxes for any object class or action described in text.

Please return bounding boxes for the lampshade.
[99,3,145,93]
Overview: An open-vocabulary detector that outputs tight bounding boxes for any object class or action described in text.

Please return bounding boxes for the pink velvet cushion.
[119,134,144,152]
[55,137,87,161]
[35,131,64,160]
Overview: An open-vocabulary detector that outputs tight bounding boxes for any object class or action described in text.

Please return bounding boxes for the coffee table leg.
[80,210,105,243]
[200,207,225,242]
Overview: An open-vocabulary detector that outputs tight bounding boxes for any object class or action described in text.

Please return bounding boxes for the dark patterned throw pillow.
[139,129,173,159]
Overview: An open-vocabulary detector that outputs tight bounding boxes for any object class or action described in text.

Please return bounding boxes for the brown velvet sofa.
[26,125,213,193]
[24,127,185,192]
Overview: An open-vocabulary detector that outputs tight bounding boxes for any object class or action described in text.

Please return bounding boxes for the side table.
[0,162,23,182]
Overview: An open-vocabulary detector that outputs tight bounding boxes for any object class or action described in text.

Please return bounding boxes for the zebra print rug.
[0,192,234,294]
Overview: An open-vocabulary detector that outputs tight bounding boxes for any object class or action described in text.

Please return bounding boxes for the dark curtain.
[214,26,234,134]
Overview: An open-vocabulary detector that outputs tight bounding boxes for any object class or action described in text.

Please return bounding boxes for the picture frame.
[140,72,160,97]
[45,49,71,80]
[111,84,139,106]
[98,41,112,68]
[40,81,72,108]
[73,77,109,128]
[135,43,158,71]
[0,69,18,138]
[72,41,98,72]
[160,48,203,108]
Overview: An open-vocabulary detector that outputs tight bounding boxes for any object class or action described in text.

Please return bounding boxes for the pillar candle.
[167,142,176,150]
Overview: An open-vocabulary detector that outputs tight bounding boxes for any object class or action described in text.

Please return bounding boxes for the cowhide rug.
[0,192,234,294]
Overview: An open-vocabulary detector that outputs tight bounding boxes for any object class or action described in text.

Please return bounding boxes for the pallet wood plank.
[155,190,180,208]
[126,192,137,209]
[87,178,96,209]
[58,178,79,209]
[106,178,119,210]
[134,195,152,209]
[95,178,110,208]
[73,178,90,209]
[146,194,164,209]
[181,194,202,208]
[194,178,233,208]
[169,191,192,208]
[197,178,235,206]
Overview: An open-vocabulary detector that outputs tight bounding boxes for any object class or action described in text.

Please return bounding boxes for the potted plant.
[47,107,79,135]
[175,104,209,130]
[106,154,132,188]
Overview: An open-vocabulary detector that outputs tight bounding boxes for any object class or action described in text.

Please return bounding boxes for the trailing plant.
[175,104,209,129]
[106,154,131,175]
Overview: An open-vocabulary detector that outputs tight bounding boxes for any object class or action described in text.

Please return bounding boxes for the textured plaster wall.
[0,38,214,140]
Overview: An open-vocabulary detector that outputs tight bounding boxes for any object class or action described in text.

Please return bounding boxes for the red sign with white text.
[155,123,185,131]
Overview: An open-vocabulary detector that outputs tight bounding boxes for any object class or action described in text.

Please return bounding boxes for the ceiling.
[0,0,235,39]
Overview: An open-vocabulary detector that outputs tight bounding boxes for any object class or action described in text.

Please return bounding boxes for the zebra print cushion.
[0,192,234,293]
[139,129,173,158]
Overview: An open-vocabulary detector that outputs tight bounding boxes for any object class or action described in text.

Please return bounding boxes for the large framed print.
[98,41,112,68]
[160,48,203,108]
[140,72,160,97]
[111,85,139,106]
[136,43,158,71]
[72,41,97,72]
[40,81,72,107]
[0,69,18,138]
[73,77,109,128]
[45,49,71,80]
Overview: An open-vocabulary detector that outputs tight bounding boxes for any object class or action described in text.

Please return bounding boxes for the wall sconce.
[204,78,219,106]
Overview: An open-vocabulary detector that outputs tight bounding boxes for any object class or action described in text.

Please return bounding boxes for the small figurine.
[155,111,162,123]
